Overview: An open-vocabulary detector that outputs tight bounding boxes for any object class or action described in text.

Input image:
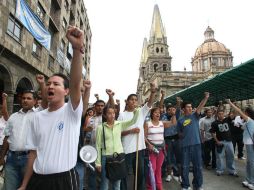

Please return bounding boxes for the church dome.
[191,26,233,73]
[194,26,230,57]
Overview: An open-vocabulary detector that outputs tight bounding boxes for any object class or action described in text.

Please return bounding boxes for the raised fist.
[36,74,45,84]
[66,26,84,50]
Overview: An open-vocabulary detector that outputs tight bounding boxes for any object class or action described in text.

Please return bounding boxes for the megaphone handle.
[87,163,95,171]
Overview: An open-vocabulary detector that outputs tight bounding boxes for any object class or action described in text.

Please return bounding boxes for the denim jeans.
[216,141,236,174]
[120,150,145,190]
[4,151,28,190]
[181,144,203,189]
[246,145,254,184]
[87,162,97,190]
[100,156,120,190]
[165,138,181,176]
[75,161,85,190]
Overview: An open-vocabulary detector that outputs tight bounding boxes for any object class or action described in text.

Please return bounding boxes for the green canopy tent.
[164,58,254,107]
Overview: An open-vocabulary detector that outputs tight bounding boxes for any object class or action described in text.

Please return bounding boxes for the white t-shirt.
[26,99,83,174]
[4,108,40,151]
[118,103,151,154]
[0,116,7,145]
[87,115,102,146]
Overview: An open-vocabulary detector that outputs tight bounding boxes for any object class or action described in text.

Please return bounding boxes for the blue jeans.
[216,141,236,174]
[181,144,203,189]
[120,150,145,190]
[246,145,254,184]
[4,151,28,190]
[75,161,85,190]
[100,156,120,190]
[165,138,181,176]
[87,162,97,189]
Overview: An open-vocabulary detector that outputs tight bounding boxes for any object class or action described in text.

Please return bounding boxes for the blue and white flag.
[16,0,51,50]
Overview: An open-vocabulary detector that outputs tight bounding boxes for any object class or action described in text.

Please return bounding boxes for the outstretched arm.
[163,107,177,128]
[159,90,165,110]
[196,92,209,115]
[147,82,156,108]
[226,99,248,121]
[36,74,48,109]
[121,109,139,130]
[66,26,84,110]
[106,89,115,107]
[82,80,91,115]
[1,93,9,121]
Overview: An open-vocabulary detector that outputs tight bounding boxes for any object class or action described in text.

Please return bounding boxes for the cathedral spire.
[140,38,148,65]
[149,4,166,44]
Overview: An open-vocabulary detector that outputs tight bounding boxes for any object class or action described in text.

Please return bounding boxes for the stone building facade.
[0,0,92,113]
[137,4,233,104]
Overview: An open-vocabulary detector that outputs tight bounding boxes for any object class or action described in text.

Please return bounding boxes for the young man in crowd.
[0,93,9,152]
[18,26,85,190]
[161,97,182,183]
[177,92,209,190]
[200,108,216,169]
[210,109,238,177]
[0,90,38,190]
[118,82,156,190]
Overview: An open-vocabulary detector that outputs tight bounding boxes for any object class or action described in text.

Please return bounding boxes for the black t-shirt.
[210,118,232,141]
[229,116,244,135]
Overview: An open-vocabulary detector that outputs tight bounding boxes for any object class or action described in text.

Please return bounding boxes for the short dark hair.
[22,90,36,99]
[95,100,105,106]
[166,104,174,111]
[51,73,69,89]
[245,107,254,120]
[181,101,192,109]
[127,94,138,101]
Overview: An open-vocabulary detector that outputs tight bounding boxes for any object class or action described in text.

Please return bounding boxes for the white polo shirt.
[0,116,7,145]
[26,99,83,174]
[4,107,39,151]
[118,103,151,154]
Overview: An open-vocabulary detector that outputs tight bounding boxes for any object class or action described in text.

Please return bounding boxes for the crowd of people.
[0,27,253,190]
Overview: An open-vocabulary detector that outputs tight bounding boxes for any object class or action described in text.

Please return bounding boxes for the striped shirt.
[147,121,164,145]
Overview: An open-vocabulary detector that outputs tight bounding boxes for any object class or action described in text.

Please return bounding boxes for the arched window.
[156,47,159,53]
[163,64,167,71]
[161,47,163,53]
[154,64,158,72]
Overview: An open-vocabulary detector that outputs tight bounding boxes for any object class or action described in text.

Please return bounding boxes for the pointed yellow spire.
[149,4,166,43]
[140,38,148,65]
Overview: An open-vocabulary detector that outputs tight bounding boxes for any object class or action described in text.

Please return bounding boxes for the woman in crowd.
[95,105,139,190]
[144,107,176,190]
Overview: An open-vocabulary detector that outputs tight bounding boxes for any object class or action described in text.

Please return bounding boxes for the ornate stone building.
[137,4,233,104]
[0,0,92,113]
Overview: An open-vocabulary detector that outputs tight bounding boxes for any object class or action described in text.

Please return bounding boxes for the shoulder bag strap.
[102,123,106,150]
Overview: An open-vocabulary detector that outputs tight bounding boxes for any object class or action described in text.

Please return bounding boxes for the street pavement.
[163,158,247,190]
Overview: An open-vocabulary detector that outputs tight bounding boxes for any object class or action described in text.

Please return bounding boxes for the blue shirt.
[177,112,201,147]
[162,108,181,137]
[243,117,254,145]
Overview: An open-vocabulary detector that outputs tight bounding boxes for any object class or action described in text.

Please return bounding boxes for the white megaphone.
[79,145,98,171]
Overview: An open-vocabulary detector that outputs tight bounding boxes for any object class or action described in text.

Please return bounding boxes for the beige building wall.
[0,0,92,113]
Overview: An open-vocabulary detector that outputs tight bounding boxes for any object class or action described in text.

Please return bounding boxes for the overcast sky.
[84,0,254,105]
